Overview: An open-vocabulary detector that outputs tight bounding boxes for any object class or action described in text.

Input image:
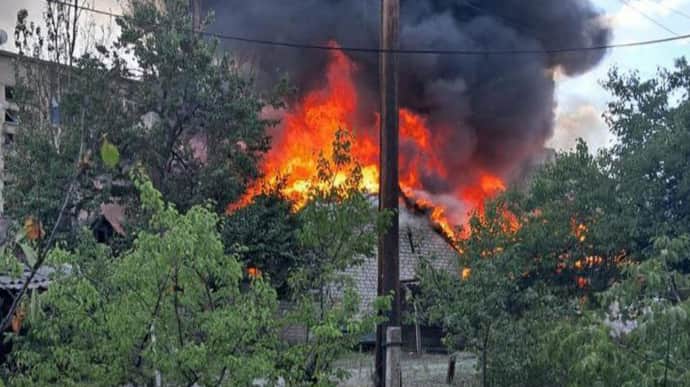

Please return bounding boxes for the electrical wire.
[640,0,690,22]
[455,0,535,33]
[47,0,690,56]
[618,0,678,35]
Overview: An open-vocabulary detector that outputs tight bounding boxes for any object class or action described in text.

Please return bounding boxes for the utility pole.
[376,0,400,385]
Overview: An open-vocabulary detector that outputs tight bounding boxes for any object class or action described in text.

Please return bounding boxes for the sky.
[1,0,690,153]
[552,0,690,152]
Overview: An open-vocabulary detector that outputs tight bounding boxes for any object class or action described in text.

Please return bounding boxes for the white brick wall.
[279,207,460,343]
[344,207,459,313]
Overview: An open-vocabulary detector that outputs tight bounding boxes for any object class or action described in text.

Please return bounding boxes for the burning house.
[348,204,461,351]
[207,0,611,240]
[204,0,610,348]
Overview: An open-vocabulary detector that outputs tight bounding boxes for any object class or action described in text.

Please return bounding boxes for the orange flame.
[229,45,510,242]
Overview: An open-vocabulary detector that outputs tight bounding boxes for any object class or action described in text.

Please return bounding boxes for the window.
[4,109,18,125]
[4,85,15,102]
[4,132,14,146]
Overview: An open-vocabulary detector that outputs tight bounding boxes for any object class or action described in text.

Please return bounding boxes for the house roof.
[0,266,55,291]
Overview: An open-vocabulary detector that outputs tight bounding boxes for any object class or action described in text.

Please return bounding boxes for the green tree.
[6,172,280,386]
[278,129,391,386]
[4,130,391,386]
[418,198,574,386]
[114,0,275,212]
[222,190,303,296]
[535,235,690,386]
[417,58,690,386]
[602,60,690,254]
[6,0,276,248]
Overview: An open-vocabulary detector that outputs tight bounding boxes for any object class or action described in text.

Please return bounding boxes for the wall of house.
[278,207,460,346]
[343,207,459,314]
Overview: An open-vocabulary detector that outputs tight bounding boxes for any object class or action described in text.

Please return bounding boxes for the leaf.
[100,139,120,169]
[18,241,38,266]
[23,217,45,241]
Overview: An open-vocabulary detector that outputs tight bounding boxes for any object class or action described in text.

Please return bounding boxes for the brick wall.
[278,207,460,343]
[343,207,459,314]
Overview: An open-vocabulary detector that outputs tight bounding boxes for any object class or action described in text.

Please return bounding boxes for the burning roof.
[228,48,516,240]
[211,0,610,237]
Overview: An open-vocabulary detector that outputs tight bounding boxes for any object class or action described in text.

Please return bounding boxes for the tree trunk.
[481,326,491,387]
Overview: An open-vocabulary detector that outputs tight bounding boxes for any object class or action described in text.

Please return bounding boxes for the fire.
[247,266,262,279]
[229,45,510,242]
[228,45,373,212]
[460,174,506,210]
[573,222,588,243]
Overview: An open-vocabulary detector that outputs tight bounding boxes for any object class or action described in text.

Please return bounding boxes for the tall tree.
[6,0,276,248]
[7,173,281,386]
[417,58,690,386]
[278,129,391,386]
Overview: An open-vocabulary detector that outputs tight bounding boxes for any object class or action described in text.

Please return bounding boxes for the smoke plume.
[204,0,611,193]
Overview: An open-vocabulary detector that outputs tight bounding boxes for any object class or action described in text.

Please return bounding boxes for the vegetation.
[3,0,690,386]
[2,2,385,386]
[7,0,276,249]
[226,130,391,384]
[278,129,390,385]
[417,59,690,386]
[9,172,280,386]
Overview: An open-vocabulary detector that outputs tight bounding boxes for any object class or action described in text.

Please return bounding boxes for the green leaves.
[9,174,281,386]
[268,128,388,386]
[99,138,120,169]
[18,241,38,267]
[416,56,690,386]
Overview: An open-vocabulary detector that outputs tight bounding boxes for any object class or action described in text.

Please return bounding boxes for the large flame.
[229,46,509,242]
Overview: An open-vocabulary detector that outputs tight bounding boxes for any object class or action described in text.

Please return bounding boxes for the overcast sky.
[2,0,690,153]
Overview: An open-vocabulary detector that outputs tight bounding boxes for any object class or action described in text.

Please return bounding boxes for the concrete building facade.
[0,50,18,214]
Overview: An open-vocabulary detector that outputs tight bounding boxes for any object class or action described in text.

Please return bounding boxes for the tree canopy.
[417,59,690,386]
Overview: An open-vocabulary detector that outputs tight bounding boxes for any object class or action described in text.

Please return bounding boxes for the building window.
[4,85,15,102]
[4,132,14,146]
[4,109,18,125]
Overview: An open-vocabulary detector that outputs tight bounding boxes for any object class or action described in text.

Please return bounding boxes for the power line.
[456,0,535,33]
[618,0,678,35]
[640,0,690,22]
[48,0,690,56]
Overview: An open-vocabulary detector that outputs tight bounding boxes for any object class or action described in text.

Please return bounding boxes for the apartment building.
[0,50,18,214]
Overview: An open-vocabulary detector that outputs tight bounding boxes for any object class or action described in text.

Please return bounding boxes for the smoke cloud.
[204,0,611,191]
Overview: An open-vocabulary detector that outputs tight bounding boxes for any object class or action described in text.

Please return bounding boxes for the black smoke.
[204,0,611,192]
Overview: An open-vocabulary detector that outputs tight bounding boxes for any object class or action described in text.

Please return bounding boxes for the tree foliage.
[3,3,388,386]
[273,129,390,386]
[222,189,302,296]
[6,173,280,386]
[6,0,276,250]
[3,131,388,386]
[418,58,690,386]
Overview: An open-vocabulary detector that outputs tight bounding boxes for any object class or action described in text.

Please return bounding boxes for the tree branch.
[215,367,228,387]
[173,265,184,347]
[133,270,172,368]
[0,105,87,332]
[193,267,215,311]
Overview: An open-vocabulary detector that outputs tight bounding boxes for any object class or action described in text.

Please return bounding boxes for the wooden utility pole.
[376,0,400,385]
